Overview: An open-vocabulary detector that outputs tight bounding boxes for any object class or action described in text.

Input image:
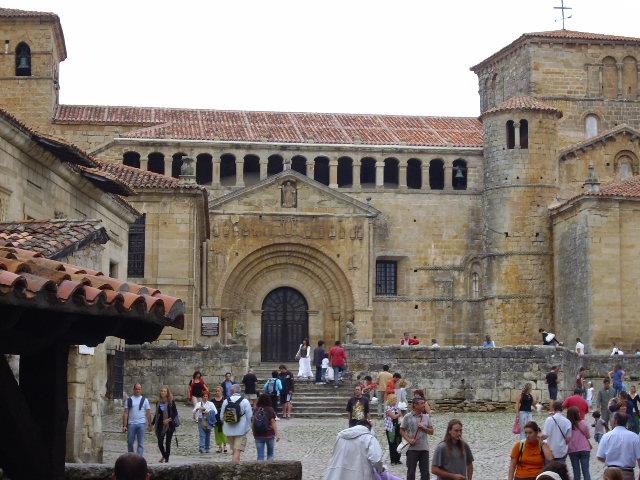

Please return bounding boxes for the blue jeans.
[127,423,146,455]
[255,437,275,460]
[569,450,591,480]
[333,365,345,386]
[198,419,211,451]
[518,411,533,440]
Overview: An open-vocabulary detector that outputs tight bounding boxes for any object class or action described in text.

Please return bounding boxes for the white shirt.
[575,342,585,355]
[221,394,253,436]
[321,358,330,368]
[597,426,640,468]
[126,395,150,425]
[612,347,621,356]
[192,400,216,420]
[542,413,572,458]
[431,343,440,348]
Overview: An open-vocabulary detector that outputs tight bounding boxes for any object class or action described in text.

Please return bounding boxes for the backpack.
[223,396,245,424]
[253,407,269,435]
[266,379,277,395]
[127,396,146,411]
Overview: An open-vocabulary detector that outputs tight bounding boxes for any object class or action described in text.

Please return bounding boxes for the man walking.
[598,378,616,428]
[278,364,294,419]
[346,385,370,428]
[221,372,234,398]
[241,368,258,407]
[400,396,434,480]
[313,340,326,385]
[575,337,585,355]
[329,340,347,388]
[221,383,253,464]
[545,366,560,401]
[431,419,474,480]
[376,365,393,415]
[542,400,572,463]
[122,383,152,455]
[563,387,589,419]
[597,412,640,480]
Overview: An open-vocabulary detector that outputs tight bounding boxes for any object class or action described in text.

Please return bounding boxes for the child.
[586,381,594,409]
[592,411,606,443]
[321,354,329,383]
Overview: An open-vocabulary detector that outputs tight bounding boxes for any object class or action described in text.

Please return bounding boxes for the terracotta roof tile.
[54,105,483,148]
[0,244,184,328]
[95,162,202,190]
[0,220,109,260]
[482,96,563,118]
[592,175,640,198]
[0,7,66,61]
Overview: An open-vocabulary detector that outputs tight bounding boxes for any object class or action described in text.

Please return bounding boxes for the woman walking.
[608,364,625,395]
[395,379,408,415]
[152,386,178,463]
[508,421,553,480]
[211,386,228,453]
[384,393,402,465]
[188,370,208,407]
[252,393,280,461]
[297,338,312,379]
[192,390,216,454]
[566,406,591,480]
[515,383,535,440]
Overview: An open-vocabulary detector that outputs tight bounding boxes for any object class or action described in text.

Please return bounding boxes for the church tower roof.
[481,96,562,118]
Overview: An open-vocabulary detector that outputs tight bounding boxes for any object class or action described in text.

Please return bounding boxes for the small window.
[407,159,422,189]
[519,120,528,149]
[292,155,307,176]
[15,42,31,76]
[123,151,140,169]
[220,153,236,185]
[267,154,283,176]
[337,157,353,187]
[172,152,186,178]
[506,121,515,149]
[376,260,397,296]
[314,157,329,185]
[147,152,165,175]
[585,114,599,138]
[360,158,376,186]
[471,272,480,299]
[127,214,146,278]
[109,261,119,279]
[429,159,444,190]
[196,153,213,184]
[243,154,260,186]
[452,159,467,190]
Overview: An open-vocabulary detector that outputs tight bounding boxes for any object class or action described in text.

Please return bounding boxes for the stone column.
[235,158,245,187]
[162,155,169,175]
[329,159,338,189]
[375,160,385,188]
[443,164,452,191]
[353,160,361,190]
[514,122,521,149]
[307,161,315,179]
[259,157,267,180]
[618,63,624,99]
[212,155,221,187]
[421,161,429,190]
[139,154,148,171]
[399,160,407,189]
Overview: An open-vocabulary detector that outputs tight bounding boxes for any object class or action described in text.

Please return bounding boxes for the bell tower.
[0,8,66,129]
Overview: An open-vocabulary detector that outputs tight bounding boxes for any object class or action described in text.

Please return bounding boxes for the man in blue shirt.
[221,372,234,398]
[597,412,640,480]
[482,335,495,348]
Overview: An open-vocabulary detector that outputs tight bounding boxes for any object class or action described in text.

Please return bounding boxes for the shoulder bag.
[397,415,422,454]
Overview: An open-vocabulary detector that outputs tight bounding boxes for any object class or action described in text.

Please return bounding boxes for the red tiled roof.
[0,220,108,260]
[95,162,202,190]
[0,7,67,61]
[0,244,184,329]
[482,96,563,117]
[592,175,640,198]
[472,30,640,72]
[54,105,484,148]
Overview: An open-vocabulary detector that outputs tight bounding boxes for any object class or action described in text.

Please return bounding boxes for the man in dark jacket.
[313,340,326,384]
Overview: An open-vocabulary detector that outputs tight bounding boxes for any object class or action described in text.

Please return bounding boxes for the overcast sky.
[13,0,640,117]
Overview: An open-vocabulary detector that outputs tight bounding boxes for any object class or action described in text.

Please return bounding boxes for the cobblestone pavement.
[103,405,606,480]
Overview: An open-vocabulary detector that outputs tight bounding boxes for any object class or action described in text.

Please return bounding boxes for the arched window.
[123,151,140,169]
[267,154,283,176]
[429,159,444,190]
[171,152,186,178]
[506,120,515,149]
[196,153,213,185]
[337,157,353,187]
[147,152,165,175]
[452,159,468,190]
[291,155,307,176]
[360,157,376,186]
[15,42,31,76]
[585,114,599,138]
[314,156,329,185]
[407,159,422,189]
[243,154,260,186]
[622,56,638,99]
[383,158,399,188]
[616,154,636,181]
[519,120,529,149]
[220,153,236,186]
[471,272,480,299]
[602,56,618,100]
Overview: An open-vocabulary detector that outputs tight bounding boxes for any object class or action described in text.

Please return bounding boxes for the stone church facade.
[3,8,640,357]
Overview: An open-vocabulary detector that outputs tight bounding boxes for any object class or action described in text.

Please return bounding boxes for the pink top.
[567,420,592,453]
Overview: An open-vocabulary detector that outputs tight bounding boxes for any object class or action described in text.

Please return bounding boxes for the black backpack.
[127,396,146,411]
[253,407,269,435]
[223,396,245,424]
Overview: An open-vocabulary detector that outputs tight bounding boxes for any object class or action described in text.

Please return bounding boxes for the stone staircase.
[250,363,355,418]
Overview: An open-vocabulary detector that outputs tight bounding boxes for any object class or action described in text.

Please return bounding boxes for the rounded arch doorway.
[261,287,309,362]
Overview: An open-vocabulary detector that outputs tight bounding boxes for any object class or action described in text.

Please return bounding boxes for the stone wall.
[345,345,582,410]
[124,344,248,401]
[65,461,302,480]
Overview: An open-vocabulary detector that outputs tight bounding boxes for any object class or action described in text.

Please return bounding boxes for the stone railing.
[65,461,302,480]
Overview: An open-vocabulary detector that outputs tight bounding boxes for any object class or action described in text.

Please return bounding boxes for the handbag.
[171,401,181,428]
[397,418,421,454]
[512,417,521,434]
[397,401,408,410]
[370,396,379,407]
[295,345,302,361]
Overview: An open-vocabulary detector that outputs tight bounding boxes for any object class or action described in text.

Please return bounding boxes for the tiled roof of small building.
[0,7,67,61]
[0,244,184,329]
[591,175,640,198]
[482,96,563,117]
[54,105,484,148]
[472,30,640,72]
[96,162,202,190]
[0,220,109,260]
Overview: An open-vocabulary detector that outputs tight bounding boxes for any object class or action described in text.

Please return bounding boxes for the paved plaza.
[103,404,607,480]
